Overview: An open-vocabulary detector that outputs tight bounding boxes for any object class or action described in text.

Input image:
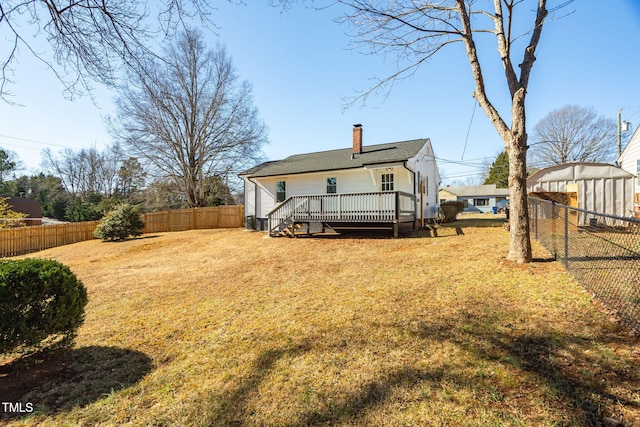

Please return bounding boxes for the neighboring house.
[617,124,640,209]
[438,184,509,213]
[526,162,634,222]
[5,197,43,226]
[239,125,440,237]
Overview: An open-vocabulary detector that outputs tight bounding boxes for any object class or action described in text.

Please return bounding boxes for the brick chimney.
[352,124,363,155]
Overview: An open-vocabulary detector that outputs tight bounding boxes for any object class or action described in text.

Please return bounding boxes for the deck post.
[394,191,400,237]
[395,191,400,221]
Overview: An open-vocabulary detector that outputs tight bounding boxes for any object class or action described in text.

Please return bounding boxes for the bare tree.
[528,105,617,167]
[117,157,147,201]
[42,144,123,197]
[0,0,214,102]
[141,179,187,211]
[281,0,572,263]
[111,28,268,208]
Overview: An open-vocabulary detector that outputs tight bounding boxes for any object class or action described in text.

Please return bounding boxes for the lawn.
[1,217,639,426]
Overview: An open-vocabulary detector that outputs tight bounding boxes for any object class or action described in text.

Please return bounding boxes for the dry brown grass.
[2,218,639,426]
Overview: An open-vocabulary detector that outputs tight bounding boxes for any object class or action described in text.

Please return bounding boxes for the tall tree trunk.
[457,1,537,264]
[506,134,532,263]
[506,89,532,263]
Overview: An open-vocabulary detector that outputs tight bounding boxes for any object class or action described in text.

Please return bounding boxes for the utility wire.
[461,99,477,160]
[0,133,73,149]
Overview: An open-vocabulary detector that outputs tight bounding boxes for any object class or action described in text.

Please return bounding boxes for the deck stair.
[273,219,303,237]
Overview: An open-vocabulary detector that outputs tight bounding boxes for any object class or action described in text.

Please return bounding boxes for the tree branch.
[456,0,510,138]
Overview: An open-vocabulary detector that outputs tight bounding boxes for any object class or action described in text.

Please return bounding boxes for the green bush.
[93,203,145,241]
[65,194,104,222]
[0,259,88,355]
[440,201,465,223]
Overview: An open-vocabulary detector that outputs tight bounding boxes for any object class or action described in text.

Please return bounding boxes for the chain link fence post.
[528,196,640,333]
[563,204,569,268]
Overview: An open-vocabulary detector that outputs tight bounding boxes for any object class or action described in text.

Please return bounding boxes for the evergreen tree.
[0,149,18,183]
[15,174,70,220]
[484,151,509,188]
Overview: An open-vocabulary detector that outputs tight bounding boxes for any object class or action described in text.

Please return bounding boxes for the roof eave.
[243,164,365,179]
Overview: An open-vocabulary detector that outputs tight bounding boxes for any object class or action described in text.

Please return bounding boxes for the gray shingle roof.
[241,138,430,178]
[440,184,509,197]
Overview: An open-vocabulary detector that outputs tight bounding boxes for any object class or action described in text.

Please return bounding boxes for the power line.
[0,134,74,149]
[0,141,42,152]
[461,99,478,160]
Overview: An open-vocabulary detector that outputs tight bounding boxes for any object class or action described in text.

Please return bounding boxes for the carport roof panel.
[527,162,634,183]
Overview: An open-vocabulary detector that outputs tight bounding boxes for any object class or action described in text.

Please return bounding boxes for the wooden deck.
[267,191,416,237]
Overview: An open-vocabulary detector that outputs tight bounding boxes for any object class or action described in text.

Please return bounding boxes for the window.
[473,198,489,206]
[381,173,394,191]
[637,160,640,185]
[326,177,337,194]
[276,181,286,203]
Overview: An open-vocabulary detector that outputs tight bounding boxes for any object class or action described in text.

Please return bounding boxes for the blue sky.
[1,1,639,185]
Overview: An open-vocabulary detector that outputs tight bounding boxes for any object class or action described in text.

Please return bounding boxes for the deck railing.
[268,191,416,234]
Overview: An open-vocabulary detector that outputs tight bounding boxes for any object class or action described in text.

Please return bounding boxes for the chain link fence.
[529,197,640,333]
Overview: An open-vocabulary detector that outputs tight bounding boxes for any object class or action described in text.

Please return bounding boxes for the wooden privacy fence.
[0,205,245,258]
[142,205,244,233]
[0,221,100,258]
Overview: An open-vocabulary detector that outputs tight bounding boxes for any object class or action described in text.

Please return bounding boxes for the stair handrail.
[267,196,309,234]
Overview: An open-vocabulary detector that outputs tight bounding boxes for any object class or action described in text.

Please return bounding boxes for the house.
[239,125,440,237]
[5,197,43,226]
[526,162,634,223]
[617,124,640,209]
[438,184,509,213]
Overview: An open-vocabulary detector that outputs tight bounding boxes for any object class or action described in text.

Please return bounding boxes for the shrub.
[0,196,26,229]
[440,201,465,223]
[0,259,88,356]
[93,202,145,241]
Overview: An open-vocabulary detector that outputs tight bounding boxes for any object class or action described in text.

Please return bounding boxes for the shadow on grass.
[410,312,639,426]
[443,216,508,229]
[199,316,637,425]
[287,366,449,426]
[100,234,161,243]
[200,342,311,426]
[288,329,638,426]
[0,346,153,420]
[199,342,452,427]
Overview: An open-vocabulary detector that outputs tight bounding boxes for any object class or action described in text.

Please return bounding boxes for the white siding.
[243,177,256,217]
[458,196,504,214]
[618,125,640,198]
[250,140,441,220]
[406,142,440,218]
[254,168,388,218]
[527,163,634,218]
[254,167,429,218]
